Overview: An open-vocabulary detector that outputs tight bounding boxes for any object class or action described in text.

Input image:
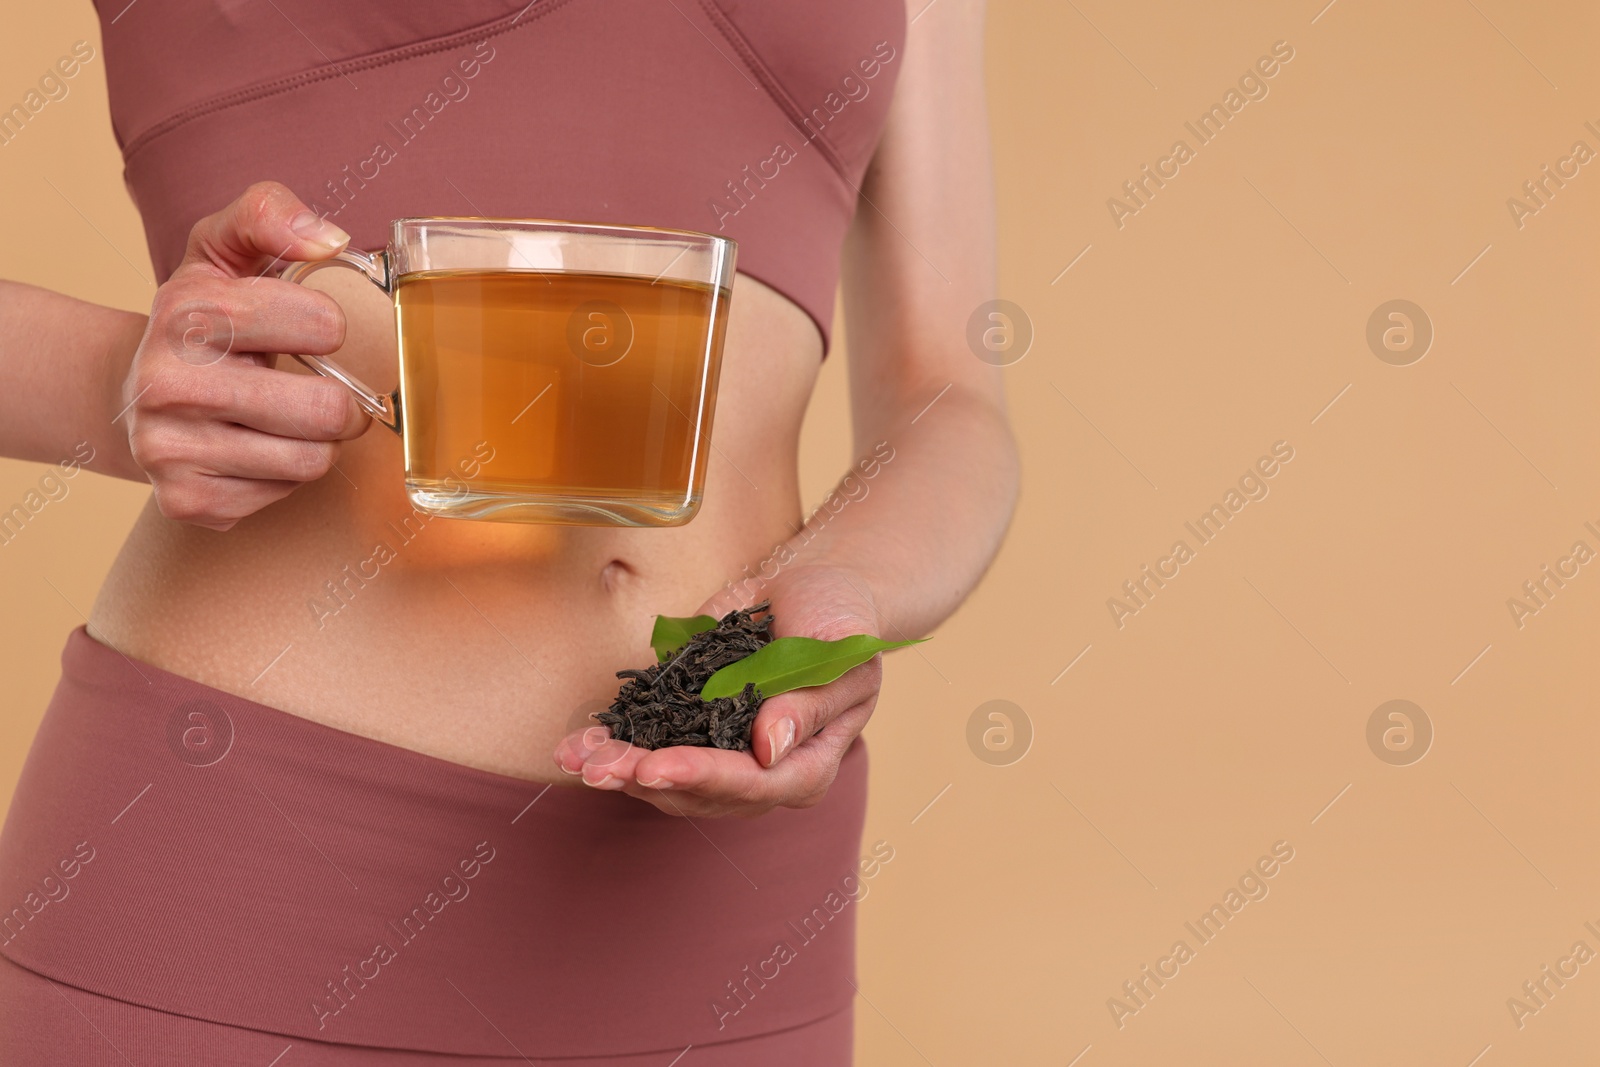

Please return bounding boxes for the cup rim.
[390,215,737,251]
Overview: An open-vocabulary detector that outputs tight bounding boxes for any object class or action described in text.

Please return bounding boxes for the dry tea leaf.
[601,605,928,751]
[598,603,773,750]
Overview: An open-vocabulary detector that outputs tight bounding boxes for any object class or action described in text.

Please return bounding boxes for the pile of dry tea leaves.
[596,602,773,751]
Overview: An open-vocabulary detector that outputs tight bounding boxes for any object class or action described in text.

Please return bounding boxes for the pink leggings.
[0,629,867,1063]
[0,956,851,1064]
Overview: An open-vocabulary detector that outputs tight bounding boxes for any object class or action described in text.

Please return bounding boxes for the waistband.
[0,628,869,1058]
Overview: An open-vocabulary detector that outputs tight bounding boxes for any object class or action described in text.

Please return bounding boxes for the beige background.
[4,1,1598,1063]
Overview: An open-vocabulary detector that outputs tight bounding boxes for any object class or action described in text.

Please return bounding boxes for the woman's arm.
[801,0,1016,637]
[0,281,147,479]
[556,0,1017,815]
[0,183,372,525]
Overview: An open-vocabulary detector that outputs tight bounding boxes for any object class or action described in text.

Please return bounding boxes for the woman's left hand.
[552,564,884,818]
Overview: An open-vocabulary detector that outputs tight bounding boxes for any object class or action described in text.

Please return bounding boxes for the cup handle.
[278,249,402,435]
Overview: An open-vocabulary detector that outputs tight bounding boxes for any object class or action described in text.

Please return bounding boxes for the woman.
[0,0,1014,1062]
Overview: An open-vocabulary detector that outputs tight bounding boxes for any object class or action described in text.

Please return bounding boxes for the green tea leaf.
[650,613,719,661]
[700,634,924,700]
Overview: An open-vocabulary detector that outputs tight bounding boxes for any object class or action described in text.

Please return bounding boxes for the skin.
[0,0,1015,818]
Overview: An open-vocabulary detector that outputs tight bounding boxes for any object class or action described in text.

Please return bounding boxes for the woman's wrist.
[0,282,143,476]
[763,559,885,638]
[92,310,150,482]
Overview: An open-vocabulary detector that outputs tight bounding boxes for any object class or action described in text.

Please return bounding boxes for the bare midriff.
[87,268,822,784]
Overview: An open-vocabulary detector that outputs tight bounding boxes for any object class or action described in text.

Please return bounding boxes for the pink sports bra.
[95,0,907,350]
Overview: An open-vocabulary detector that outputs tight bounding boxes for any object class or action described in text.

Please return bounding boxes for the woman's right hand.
[121,181,371,531]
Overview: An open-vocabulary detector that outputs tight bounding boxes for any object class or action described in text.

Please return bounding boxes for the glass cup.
[279,217,736,527]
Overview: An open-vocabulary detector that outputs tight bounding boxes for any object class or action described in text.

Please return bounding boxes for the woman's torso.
[83,0,906,782]
[91,269,819,782]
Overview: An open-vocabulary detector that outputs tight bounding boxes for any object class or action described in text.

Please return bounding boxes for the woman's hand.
[553,564,886,818]
[120,181,370,530]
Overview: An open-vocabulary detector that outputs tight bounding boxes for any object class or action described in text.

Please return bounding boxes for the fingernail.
[767,718,797,766]
[638,777,675,790]
[587,774,626,791]
[290,211,349,250]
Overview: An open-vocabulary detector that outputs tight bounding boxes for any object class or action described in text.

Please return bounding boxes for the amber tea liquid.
[394,269,728,526]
